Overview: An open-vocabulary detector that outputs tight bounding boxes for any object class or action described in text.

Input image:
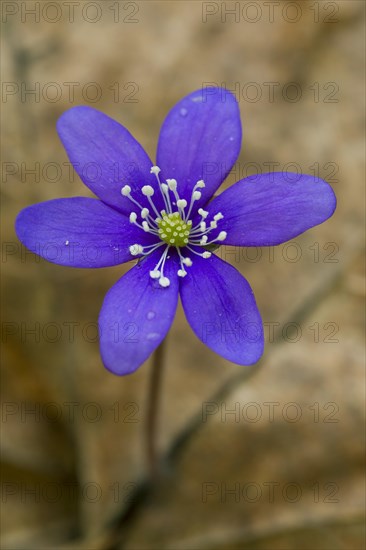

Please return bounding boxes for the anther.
[129,244,143,256]
[183,258,192,266]
[198,208,208,218]
[150,166,161,175]
[129,212,137,223]
[121,185,131,196]
[141,208,149,219]
[142,185,154,196]
[166,179,177,191]
[177,199,187,209]
[217,231,227,241]
[159,276,170,287]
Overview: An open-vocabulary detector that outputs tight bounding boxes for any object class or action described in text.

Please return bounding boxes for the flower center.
[121,166,227,288]
[157,212,192,246]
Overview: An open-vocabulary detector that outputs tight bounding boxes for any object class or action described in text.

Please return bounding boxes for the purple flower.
[15,88,336,375]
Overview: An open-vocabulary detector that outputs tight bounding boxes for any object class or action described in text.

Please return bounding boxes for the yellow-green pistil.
[157,212,192,246]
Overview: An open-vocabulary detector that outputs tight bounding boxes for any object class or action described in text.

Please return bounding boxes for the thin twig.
[145,339,166,481]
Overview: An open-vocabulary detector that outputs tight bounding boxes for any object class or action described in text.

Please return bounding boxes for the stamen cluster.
[121,166,227,288]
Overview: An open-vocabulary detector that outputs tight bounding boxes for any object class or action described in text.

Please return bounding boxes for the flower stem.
[146,339,166,482]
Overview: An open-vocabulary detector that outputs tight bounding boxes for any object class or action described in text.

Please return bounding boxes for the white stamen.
[198,208,208,219]
[186,246,213,259]
[141,208,149,219]
[200,235,208,245]
[150,245,170,284]
[160,184,173,213]
[142,221,150,232]
[214,212,224,221]
[149,270,161,279]
[183,257,192,267]
[178,269,187,277]
[196,180,205,188]
[185,190,202,221]
[121,185,131,196]
[141,242,165,253]
[159,276,170,287]
[151,167,171,213]
[166,179,177,191]
[217,231,227,241]
[129,244,143,256]
[142,185,154,197]
[177,199,187,209]
[129,212,137,223]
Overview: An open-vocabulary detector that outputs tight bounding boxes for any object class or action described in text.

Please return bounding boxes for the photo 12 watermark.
[2,400,140,424]
[1,81,139,104]
[1,1,140,24]
[201,480,340,503]
[1,239,340,266]
[199,81,340,104]
[201,2,340,24]
[1,158,143,184]
[1,320,144,345]
[1,160,340,185]
[1,317,340,347]
[2,480,138,503]
[199,317,340,348]
[201,400,340,424]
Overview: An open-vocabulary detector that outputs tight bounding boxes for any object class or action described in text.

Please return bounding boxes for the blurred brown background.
[1,1,365,549]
